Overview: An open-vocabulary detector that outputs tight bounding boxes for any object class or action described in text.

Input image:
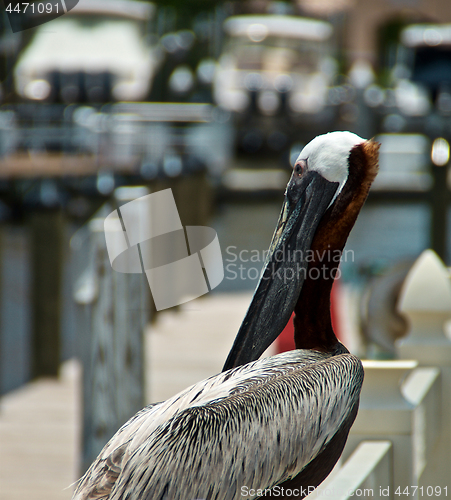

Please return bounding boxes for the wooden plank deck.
[0,362,81,500]
[0,292,253,500]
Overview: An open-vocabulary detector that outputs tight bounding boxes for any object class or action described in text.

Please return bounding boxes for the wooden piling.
[30,209,64,378]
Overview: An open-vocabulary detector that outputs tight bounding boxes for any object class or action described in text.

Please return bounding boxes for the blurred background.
[1,0,451,498]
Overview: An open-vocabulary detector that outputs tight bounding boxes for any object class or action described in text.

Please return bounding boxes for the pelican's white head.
[295,131,366,201]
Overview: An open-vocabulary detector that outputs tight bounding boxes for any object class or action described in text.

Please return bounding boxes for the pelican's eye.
[294,159,307,177]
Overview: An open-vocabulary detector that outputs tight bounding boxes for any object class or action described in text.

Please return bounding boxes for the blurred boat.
[14,0,161,104]
[367,23,451,137]
[213,15,339,158]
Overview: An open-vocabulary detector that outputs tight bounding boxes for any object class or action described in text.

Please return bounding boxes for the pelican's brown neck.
[293,140,380,352]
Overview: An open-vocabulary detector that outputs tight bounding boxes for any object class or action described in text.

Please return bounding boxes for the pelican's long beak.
[222,170,339,371]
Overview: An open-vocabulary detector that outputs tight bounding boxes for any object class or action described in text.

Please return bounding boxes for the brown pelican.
[73,131,379,500]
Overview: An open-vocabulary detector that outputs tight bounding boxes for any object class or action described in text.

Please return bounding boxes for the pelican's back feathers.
[73,350,363,500]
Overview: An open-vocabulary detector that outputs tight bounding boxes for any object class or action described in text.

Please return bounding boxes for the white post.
[397,249,451,488]
[315,441,392,500]
[402,367,441,489]
[343,360,418,491]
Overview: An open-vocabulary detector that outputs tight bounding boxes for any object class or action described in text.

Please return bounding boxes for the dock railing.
[72,193,150,473]
[308,249,451,499]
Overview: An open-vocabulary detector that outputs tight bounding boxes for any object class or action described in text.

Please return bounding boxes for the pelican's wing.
[73,351,363,500]
[71,403,162,499]
[73,357,288,500]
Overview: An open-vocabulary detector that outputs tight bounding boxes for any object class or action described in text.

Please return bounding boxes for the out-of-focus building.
[236,0,451,68]
[298,0,451,68]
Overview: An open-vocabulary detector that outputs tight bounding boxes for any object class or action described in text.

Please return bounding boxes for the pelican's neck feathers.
[293,139,380,352]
